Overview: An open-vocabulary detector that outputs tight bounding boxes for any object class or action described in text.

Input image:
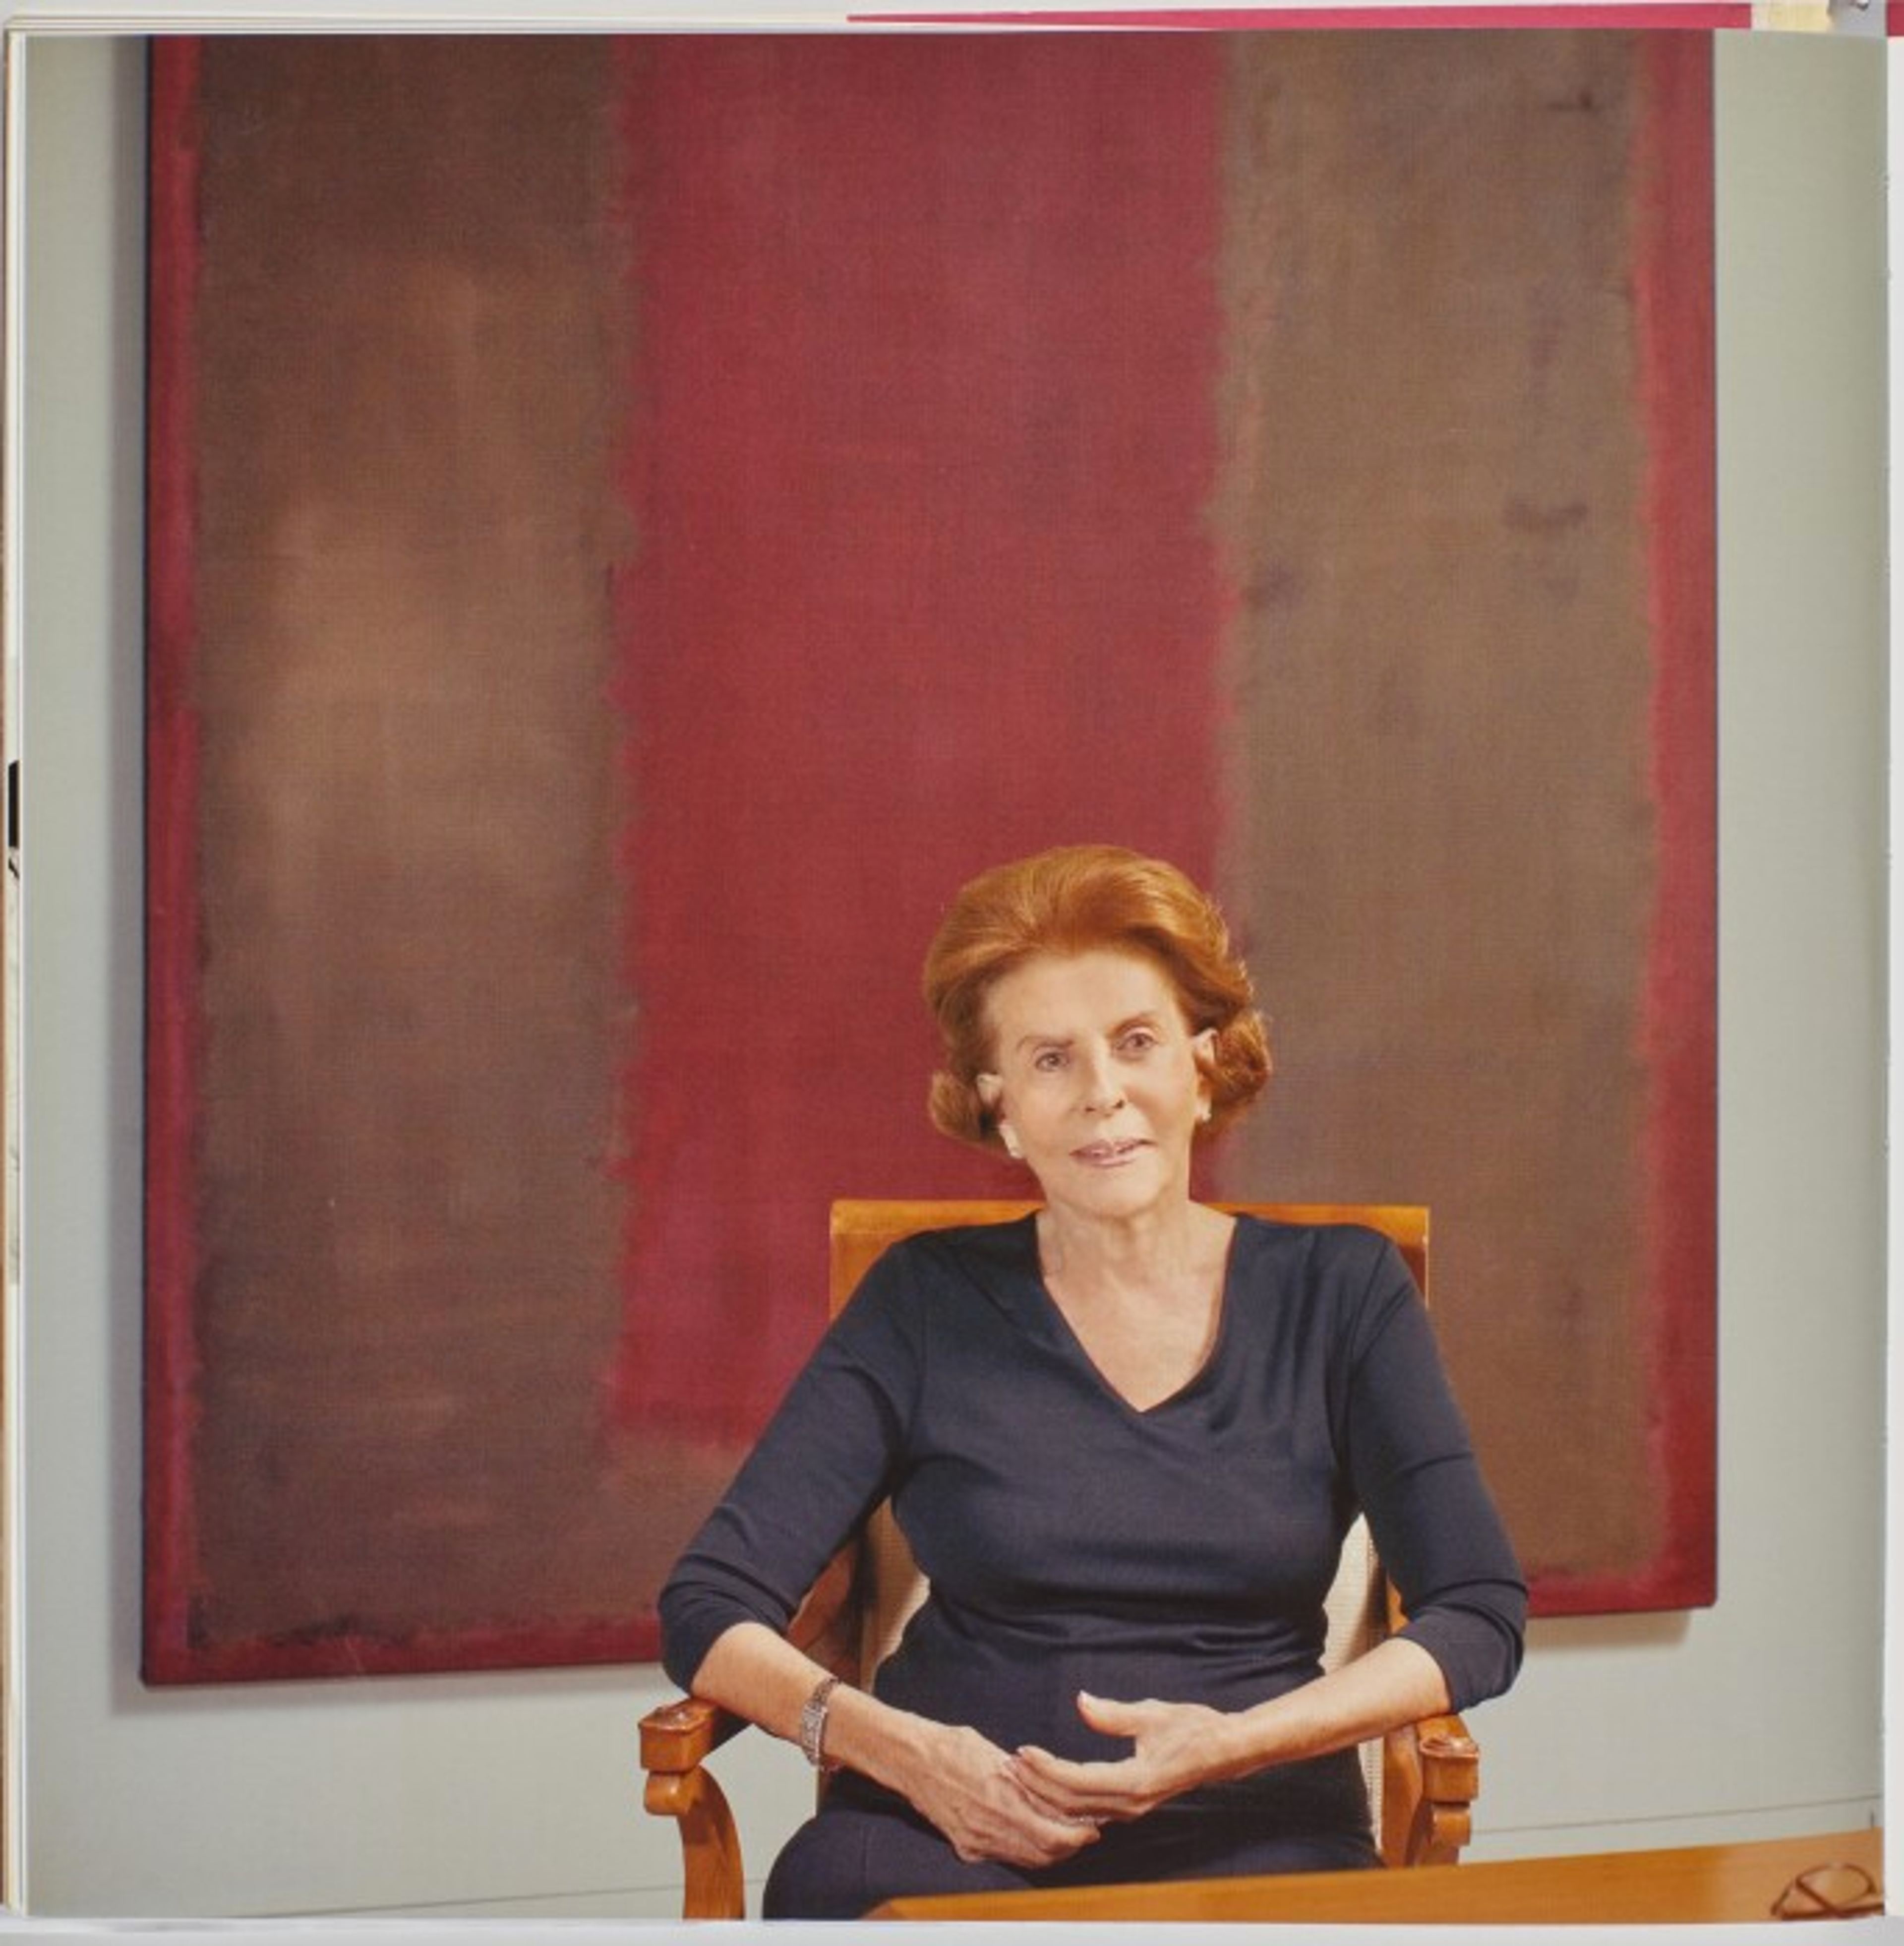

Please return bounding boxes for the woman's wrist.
[818,1683,942,1795]
[1203,1697,1292,1786]
[797,1674,842,1769]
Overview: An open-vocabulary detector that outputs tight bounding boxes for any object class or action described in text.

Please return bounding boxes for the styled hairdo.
[922,844,1272,1154]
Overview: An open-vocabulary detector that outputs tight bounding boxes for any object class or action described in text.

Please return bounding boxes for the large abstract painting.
[145,30,1714,1681]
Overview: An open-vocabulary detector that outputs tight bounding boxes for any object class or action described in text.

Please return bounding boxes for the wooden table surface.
[870,1825,1885,1924]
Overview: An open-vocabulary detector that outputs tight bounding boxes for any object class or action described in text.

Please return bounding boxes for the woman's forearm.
[1208,1637,1452,1783]
[688,1621,941,1799]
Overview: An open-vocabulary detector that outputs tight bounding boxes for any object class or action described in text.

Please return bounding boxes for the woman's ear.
[1191,1029,1217,1121]
[975,1074,1023,1160]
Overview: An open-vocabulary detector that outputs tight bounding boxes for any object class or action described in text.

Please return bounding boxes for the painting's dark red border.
[1634,27,1719,1615]
[143,37,208,1685]
[146,1618,657,1686]
[1533,32,1717,1619]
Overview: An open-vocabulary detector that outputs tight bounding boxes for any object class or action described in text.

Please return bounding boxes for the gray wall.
[15,28,1885,1918]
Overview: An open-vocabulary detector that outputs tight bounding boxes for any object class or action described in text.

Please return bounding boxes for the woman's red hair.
[922,845,1272,1154]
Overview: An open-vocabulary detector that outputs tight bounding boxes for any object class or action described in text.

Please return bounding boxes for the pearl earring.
[1001,1126,1024,1160]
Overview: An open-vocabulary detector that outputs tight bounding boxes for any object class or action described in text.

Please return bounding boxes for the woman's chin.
[1042,1150,1190,1220]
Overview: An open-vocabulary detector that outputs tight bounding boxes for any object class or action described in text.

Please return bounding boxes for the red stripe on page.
[852,7,1755,26]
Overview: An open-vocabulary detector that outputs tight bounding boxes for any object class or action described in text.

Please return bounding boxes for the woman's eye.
[1120,1032,1157,1054]
[1033,1049,1066,1072]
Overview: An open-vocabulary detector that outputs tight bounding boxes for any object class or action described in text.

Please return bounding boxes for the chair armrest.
[1380,1709,1480,1868]
[639,1693,748,1773]
[638,1546,860,1918]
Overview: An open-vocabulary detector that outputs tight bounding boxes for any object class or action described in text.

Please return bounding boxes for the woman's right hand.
[889,1718,1103,1868]
[688,1626,1099,1869]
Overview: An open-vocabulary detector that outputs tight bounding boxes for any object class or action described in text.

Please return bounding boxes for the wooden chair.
[639,1199,1482,1920]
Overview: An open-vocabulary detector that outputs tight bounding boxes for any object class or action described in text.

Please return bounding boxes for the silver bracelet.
[798,1674,842,1770]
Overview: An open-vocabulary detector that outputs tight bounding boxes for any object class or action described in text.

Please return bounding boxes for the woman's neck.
[1035,1196,1230,1300]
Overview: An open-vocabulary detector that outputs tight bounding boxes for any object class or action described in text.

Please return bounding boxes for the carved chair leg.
[1406,1795,1475,1868]
[645,1764,747,1920]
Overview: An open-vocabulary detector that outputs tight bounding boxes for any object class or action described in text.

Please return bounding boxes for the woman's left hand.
[1008,1692,1236,1825]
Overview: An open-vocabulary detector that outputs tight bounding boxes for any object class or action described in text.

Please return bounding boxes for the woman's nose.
[1079,1050,1125,1114]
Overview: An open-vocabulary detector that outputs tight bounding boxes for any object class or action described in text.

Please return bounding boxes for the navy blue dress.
[659,1215,1526,1917]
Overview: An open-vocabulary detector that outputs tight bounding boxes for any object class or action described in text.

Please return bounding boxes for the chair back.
[827,1199,1431,1828]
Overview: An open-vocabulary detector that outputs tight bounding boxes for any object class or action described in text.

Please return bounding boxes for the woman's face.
[977,947,1214,1223]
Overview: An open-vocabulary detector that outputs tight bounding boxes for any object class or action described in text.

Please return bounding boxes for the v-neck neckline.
[1016,1211,1243,1420]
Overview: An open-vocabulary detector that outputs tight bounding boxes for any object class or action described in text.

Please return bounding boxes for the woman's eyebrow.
[1014,1013,1166,1052]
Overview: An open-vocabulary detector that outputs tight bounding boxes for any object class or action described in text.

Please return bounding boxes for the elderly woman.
[658,844,1524,1919]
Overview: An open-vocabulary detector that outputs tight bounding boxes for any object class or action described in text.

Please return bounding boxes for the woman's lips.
[1071,1138,1147,1166]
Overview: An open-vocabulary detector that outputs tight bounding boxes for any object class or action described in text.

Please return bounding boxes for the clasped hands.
[913,1692,1233,1869]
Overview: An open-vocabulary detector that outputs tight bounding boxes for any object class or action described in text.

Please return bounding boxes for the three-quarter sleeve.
[1334,1240,1527,1711]
[657,1255,922,1692]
